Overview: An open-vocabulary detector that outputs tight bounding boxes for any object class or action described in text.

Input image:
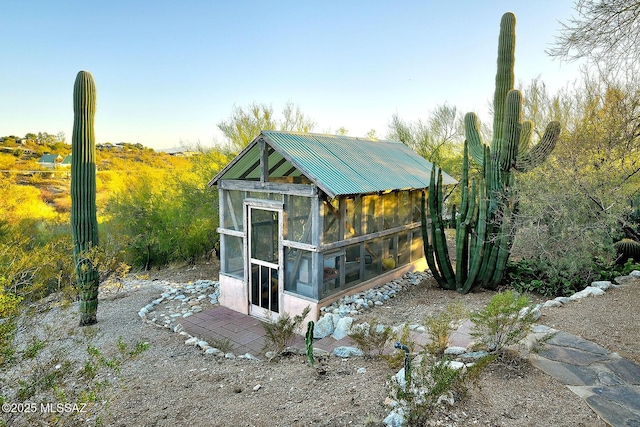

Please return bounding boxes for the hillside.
[0,134,196,220]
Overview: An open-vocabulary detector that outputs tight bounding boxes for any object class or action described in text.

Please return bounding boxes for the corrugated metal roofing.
[209,131,457,198]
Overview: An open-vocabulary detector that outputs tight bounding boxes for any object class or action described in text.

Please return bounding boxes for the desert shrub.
[506,255,640,297]
[0,287,22,365]
[470,290,537,353]
[395,352,496,425]
[262,306,310,355]
[348,319,393,357]
[423,301,467,356]
[103,153,223,268]
[383,323,415,369]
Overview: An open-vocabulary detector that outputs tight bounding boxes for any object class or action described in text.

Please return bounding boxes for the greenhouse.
[208,131,456,321]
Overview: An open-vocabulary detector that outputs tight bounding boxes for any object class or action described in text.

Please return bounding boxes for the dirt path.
[3,263,637,426]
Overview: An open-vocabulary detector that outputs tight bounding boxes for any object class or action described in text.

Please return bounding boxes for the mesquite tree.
[71,70,100,326]
[422,12,561,293]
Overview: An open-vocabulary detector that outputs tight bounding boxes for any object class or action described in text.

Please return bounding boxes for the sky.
[1,1,584,150]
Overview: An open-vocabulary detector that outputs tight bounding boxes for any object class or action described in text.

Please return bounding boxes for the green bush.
[348,319,393,357]
[423,301,467,356]
[470,290,537,353]
[103,153,223,269]
[506,256,640,297]
[262,306,310,356]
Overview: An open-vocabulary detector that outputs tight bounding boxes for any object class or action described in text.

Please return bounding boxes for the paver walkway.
[179,306,640,426]
[529,327,640,426]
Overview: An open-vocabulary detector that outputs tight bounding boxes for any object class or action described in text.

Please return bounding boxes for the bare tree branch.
[549,0,640,73]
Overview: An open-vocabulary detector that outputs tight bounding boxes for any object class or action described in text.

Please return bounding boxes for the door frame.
[244,199,284,320]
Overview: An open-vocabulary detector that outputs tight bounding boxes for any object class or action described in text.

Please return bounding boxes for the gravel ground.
[3,261,636,427]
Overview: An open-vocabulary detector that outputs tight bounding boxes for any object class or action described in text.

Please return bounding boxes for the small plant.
[383,323,415,369]
[262,306,311,355]
[209,337,234,354]
[348,319,393,357]
[470,290,537,353]
[394,352,497,424]
[116,336,150,359]
[22,337,46,359]
[16,358,72,401]
[423,301,467,356]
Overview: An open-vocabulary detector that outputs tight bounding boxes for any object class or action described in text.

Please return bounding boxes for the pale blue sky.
[1,1,583,150]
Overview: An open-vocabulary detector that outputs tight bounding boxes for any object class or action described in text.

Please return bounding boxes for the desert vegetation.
[2,4,640,425]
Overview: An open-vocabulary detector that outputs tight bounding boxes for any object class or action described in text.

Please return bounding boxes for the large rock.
[332,317,354,340]
[333,346,363,358]
[569,286,605,300]
[313,314,335,339]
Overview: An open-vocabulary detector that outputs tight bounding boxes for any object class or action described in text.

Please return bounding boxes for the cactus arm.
[491,12,516,152]
[499,90,523,171]
[71,70,99,326]
[459,177,487,294]
[421,189,447,288]
[518,120,533,154]
[464,113,485,166]
[515,121,561,172]
[431,168,456,287]
[455,141,472,287]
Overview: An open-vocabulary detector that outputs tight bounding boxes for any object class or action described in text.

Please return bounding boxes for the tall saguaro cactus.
[71,70,99,326]
[423,12,561,293]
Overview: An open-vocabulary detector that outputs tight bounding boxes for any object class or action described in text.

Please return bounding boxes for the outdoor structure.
[60,155,72,167]
[37,153,62,169]
[208,131,456,321]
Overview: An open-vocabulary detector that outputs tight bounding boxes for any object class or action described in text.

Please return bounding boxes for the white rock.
[356,367,366,374]
[543,300,563,308]
[629,270,640,278]
[439,360,465,370]
[205,347,223,356]
[253,384,261,391]
[313,314,335,339]
[332,317,354,340]
[224,352,236,359]
[591,280,612,290]
[569,286,605,300]
[185,337,198,345]
[444,346,467,355]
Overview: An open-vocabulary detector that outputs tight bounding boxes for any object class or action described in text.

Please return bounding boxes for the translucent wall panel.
[343,243,363,287]
[363,239,383,281]
[222,190,244,231]
[346,196,363,239]
[362,195,380,234]
[285,195,312,244]
[383,192,397,230]
[285,247,314,298]
[411,229,423,261]
[320,250,343,299]
[322,198,340,244]
[397,233,410,267]
[412,190,423,222]
[221,234,244,279]
[398,191,411,225]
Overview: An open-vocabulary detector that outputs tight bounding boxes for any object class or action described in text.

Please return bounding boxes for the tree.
[512,72,640,293]
[217,101,315,152]
[549,0,640,75]
[387,103,466,176]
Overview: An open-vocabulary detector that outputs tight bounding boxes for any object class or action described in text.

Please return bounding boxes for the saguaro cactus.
[71,70,99,326]
[423,12,561,293]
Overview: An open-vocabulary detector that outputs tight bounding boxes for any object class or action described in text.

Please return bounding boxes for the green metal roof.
[38,154,61,163]
[209,131,457,198]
